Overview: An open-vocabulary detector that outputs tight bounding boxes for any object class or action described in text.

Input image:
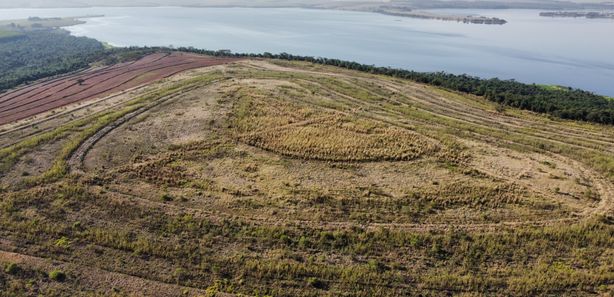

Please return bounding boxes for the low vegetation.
[0,50,613,296]
[0,27,161,93]
[1,27,612,126]
[232,90,440,162]
[0,29,22,41]
[183,48,614,125]
[0,20,614,296]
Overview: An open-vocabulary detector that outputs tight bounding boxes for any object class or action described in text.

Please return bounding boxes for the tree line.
[180,48,614,125]
[0,29,162,94]
[1,32,612,126]
[0,29,107,91]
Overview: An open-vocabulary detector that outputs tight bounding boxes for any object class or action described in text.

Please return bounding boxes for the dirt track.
[0,52,237,125]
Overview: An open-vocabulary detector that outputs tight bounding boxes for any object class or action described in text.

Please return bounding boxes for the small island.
[540,11,614,19]
[0,15,103,32]
[370,7,507,25]
[0,16,105,43]
[375,10,507,24]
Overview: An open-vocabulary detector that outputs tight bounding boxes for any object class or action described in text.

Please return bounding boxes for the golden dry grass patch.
[240,117,440,162]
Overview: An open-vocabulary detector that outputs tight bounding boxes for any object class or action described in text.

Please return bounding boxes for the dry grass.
[0,58,613,297]
[240,116,439,162]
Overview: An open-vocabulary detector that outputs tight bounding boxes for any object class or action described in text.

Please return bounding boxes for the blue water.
[1,7,613,95]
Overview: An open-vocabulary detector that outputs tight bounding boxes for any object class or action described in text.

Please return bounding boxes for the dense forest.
[1,29,613,125]
[0,29,163,93]
[0,29,104,91]
[182,49,614,125]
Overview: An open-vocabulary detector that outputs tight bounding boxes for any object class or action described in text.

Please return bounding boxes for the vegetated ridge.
[182,49,614,125]
[1,26,613,126]
[0,52,238,125]
[0,46,613,296]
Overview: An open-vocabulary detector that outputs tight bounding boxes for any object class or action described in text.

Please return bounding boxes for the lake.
[1,7,613,96]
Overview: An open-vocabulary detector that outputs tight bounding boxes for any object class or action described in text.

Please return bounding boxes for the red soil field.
[0,52,238,125]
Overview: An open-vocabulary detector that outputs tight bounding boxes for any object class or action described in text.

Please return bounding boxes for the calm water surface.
[1,7,613,95]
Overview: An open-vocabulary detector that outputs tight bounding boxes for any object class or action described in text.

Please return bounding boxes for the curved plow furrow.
[0,53,160,106]
[0,53,238,125]
[0,53,171,111]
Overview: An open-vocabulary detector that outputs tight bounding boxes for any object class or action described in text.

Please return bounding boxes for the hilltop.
[0,50,613,296]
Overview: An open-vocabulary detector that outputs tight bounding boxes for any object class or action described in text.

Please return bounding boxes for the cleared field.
[0,29,22,39]
[0,57,613,296]
[0,52,238,125]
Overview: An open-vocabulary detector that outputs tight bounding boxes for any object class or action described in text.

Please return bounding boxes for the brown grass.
[0,57,613,297]
[240,116,439,162]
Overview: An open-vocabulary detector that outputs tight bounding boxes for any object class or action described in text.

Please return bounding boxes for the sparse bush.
[54,236,71,248]
[4,262,18,274]
[49,269,66,282]
[367,259,387,272]
[173,268,188,284]
[72,221,83,230]
[307,277,326,289]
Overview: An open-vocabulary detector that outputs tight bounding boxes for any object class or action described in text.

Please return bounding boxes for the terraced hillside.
[0,55,613,296]
[0,52,237,125]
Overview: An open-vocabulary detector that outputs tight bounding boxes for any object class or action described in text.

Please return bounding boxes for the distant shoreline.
[0,5,509,25]
[371,9,507,25]
[1,0,614,11]
[540,11,614,19]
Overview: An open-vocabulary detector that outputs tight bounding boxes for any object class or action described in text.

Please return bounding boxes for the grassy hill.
[0,55,613,296]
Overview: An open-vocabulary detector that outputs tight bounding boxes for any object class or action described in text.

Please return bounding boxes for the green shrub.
[161,194,174,202]
[4,262,18,274]
[54,236,71,248]
[173,268,188,284]
[307,277,327,289]
[49,269,66,282]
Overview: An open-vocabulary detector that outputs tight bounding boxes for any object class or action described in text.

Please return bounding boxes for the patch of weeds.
[307,277,327,289]
[54,236,71,248]
[4,262,19,274]
[161,193,174,202]
[49,269,66,282]
[541,160,557,169]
